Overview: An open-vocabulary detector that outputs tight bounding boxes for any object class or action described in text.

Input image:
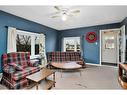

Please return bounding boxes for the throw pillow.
[4,66,16,74]
[29,59,39,67]
[8,62,24,71]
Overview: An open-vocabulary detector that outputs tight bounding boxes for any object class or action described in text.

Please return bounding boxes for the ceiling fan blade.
[67,14,74,17]
[54,6,61,11]
[71,10,80,14]
[49,11,60,16]
[51,15,60,18]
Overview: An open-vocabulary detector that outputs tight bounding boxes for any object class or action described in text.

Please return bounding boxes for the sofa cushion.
[12,67,40,81]
[9,62,24,71]
[55,52,61,62]
[17,53,29,68]
[4,66,16,74]
[65,52,71,61]
[2,52,29,68]
[70,52,76,61]
[61,52,66,61]
[75,52,81,60]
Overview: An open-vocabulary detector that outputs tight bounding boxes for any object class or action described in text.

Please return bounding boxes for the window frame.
[63,37,80,52]
[16,29,40,58]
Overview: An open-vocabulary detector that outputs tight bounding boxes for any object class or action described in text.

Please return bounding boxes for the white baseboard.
[86,63,118,68]
[86,63,101,66]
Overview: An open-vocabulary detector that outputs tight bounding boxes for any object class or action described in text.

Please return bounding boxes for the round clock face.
[86,32,97,43]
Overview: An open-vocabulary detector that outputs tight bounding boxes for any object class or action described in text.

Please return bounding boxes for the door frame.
[99,28,120,66]
[120,25,126,63]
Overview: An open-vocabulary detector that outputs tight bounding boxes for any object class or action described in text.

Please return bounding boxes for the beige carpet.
[52,65,122,89]
[0,65,122,90]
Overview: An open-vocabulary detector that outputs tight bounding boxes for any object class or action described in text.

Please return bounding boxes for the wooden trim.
[85,63,100,66]
[118,76,127,89]
[5,26,46,35]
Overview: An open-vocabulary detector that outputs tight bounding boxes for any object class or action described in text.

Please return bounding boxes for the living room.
[0,4,127,94]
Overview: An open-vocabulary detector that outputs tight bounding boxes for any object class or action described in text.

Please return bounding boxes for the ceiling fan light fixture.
[62,13,67,21]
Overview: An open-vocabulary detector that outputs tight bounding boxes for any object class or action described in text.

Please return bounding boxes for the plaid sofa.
[47,52,85,67]
[1,52,40,89]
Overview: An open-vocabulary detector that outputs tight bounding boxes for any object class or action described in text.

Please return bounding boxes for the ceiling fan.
[51,6,80,21]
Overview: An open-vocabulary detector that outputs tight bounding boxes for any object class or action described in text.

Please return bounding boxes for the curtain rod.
[5,26,46,35]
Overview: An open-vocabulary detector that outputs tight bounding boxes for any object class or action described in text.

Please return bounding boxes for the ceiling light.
[62,13,67,21]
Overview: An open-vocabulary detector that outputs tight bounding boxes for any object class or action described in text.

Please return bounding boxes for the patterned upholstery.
[9,62,24,71]
[2,52,30,68]
[47,52,85,67]
[70,52,75,61]
[65,52,71,61]
[12,67,40,81]
[54,52,61,62]
[1,52,40,89]
[61,52,66,61]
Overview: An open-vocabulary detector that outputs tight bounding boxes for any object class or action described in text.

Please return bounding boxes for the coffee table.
[26,68,55,90]
[51,62,82,77]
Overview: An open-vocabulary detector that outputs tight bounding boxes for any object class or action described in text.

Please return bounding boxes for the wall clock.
[86,32,97,43]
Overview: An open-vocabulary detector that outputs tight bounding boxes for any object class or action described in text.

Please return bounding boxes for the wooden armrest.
[119,64,127,71]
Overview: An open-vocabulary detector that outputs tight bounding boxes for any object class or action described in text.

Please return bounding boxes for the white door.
[119,25,126,63]
[101,30,119,64]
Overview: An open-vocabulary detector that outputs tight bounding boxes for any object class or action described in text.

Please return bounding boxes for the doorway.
[100,25,126,67]
[101,29,119,66]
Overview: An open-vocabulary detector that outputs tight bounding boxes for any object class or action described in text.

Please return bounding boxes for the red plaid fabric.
[65,52,71,61]
[49,52,61,62]
[12,67,40,81]
[3,65,16,74]
[9,62,24,71]
[75,52,81,60]
[55,52,61,62]
[61,52,66,61]
[70,52,76,61]
[1,52,41,89]
[1,77,28,89]
[51,52,56,61]
[2,52,29,68]
[47,52,85,67]
[47,52,84,63]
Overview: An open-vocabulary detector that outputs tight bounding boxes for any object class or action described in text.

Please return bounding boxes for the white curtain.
[39,34,47,65]
[7,27,17,53]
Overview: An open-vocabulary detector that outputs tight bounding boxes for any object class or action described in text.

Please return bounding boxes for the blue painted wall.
[58,23,121,64]
[0,11,58,73]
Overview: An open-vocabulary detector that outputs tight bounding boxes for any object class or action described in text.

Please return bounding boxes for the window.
[63,37,80,52]
[16,34,31,54]
[35,36,39,55]
[104,36,115,49]
[16,30,41,57]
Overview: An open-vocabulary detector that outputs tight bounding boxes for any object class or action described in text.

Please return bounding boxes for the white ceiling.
[0,6,127,30]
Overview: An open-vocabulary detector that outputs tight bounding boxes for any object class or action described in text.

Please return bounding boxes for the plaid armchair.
[47,52,85,68]
[1,52,41,89]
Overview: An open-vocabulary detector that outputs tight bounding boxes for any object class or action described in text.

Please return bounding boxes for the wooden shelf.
[43,79,55,90]
[27,82,37,89]
[27,79,55,90]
